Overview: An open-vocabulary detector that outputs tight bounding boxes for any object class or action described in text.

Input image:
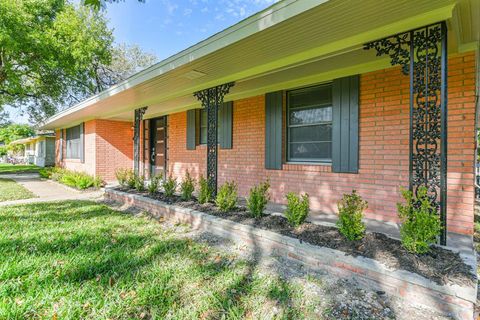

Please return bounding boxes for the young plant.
[162,175,177,197]
[180,171,195,201]
[134,174,145,192]
[148,174,162,195]
[126,170,136,189]
[336,190,367,241]
[198,175,213,204]
[397,186,442,254]
[115,168,132,188]
[215,181,238,212]
[246,180,270,218]
[285,192,309,227]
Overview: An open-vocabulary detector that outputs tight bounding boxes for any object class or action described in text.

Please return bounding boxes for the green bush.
[148,174,162,195]
[162,175,177,197]
[180,171,195,201]
[285,192,309,227]
[336,190,367,241]
[134,174,145,192]
[55,170,101,190]
[215,181,238,212]
[39,167,54,179]
[198,175,213,204]
[247,181,270,218]
[397,186,442,254]
[126,171,136,189]
[115,168,133,188]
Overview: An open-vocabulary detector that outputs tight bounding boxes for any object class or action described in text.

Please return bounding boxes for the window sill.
[282,162,332,173]
[64,158,82,163]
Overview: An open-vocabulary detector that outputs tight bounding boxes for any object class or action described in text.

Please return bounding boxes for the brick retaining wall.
[105,188,477,320]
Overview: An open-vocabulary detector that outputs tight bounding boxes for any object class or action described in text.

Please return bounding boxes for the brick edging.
[105,188,477,320]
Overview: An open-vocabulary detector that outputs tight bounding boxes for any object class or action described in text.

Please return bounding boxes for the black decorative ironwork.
[133,107,147,175]
[194,82,234,195]
[365,22,448,245]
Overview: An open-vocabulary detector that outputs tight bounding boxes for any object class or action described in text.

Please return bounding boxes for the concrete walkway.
[0,173,103,206]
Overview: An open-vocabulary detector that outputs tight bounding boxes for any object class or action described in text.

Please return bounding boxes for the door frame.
[148,116,168,178]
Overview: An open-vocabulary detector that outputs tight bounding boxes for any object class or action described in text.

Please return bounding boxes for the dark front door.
[149,116,167,178]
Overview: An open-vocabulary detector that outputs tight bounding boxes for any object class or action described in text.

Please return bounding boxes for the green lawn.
[0,201,320,319]
[0,178,35,202]
[0,163,40,174]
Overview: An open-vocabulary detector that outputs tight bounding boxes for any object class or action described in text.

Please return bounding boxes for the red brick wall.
[55,119,133,182]
[94,120,134,181]
[168,51,476,235]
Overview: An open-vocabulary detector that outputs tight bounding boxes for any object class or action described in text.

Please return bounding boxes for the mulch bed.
[116,187,475,287]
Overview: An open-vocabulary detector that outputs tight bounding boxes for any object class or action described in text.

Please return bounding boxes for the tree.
[0,123,34,156]
[0,0,114,123]
[83,0,145,11]
[88,43,158,94]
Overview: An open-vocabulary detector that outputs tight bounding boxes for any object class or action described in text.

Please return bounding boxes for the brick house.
[41,0,479,242]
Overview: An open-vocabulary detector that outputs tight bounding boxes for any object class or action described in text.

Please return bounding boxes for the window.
[66,125,82,159]
[199,109,222,145]
[287,84,333,163]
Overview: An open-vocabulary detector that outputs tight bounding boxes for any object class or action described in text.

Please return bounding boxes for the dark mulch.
[117,187,475,287]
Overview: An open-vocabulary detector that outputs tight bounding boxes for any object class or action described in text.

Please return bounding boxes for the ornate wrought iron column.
[194,82,234,195]
[365,22,448,245]
[133,107,148,175]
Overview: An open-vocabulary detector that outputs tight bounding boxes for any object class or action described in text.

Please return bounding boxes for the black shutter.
[80,122,85,163]
[186,109,196,150]
[332,75,359,173]
[265,91,283,170]
[219,101,233,149]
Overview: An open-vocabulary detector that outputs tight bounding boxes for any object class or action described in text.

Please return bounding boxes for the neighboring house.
[10,133,56,167]
[41,0,479,241]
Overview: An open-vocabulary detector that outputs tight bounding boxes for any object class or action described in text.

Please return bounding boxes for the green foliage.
[0,146,6,156]
[215,181,238,212]
[247,181,270,218]
[162,175,177,198]
[285,192,309,227]
[57,170,102,190]
[198,175,213,204]
[148,174,162,195]
[134,175,145,192]
[126,171,136,189]
[39,167,54,179]
[83,0,145,11]
[115,168,133,188]
[397,186,442,254]
[336,190,367,241]
[0,0,113,122]
[180,171,195,201]
[0,124,34,145]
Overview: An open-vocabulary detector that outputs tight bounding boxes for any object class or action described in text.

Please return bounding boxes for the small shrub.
[93,176,103,189]
[148,174,162,195]
[39,167,54,179]
[336,190,367,241]
[50,167,66,181]
[397,186,442,254]
[247,181,270,218]
[198,175,213,204]
[126,171,136,189]
[134,174,145,192]
[180,171,195,201]
[162,175,177,197]
[285,192,309,227]
[115,168,133,188]
[215,181,238,212]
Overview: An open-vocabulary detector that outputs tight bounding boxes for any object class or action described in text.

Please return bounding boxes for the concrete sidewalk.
[0,173,103,206]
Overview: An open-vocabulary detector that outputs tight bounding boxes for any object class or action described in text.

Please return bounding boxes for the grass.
[0,163,40,174]
[0,178,35,202]
[0,201,322,319]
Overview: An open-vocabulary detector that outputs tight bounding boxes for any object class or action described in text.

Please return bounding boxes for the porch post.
[194,82,234,196]
[133,107,147,175]
[365,22,448,245]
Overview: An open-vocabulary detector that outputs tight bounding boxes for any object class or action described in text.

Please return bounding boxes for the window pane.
[66,125,81,159]
[200,127,207,144]
[200,108,222,145]
[289,124,331,142]
[289,142,332,161]
[289,84,332,108]
[289,107,332,125]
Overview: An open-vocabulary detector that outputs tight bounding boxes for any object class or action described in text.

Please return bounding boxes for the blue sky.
[105,0,278,60]
[8,0,277,124]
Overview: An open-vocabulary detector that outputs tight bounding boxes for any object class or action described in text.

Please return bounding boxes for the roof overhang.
[41,0,479,130]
